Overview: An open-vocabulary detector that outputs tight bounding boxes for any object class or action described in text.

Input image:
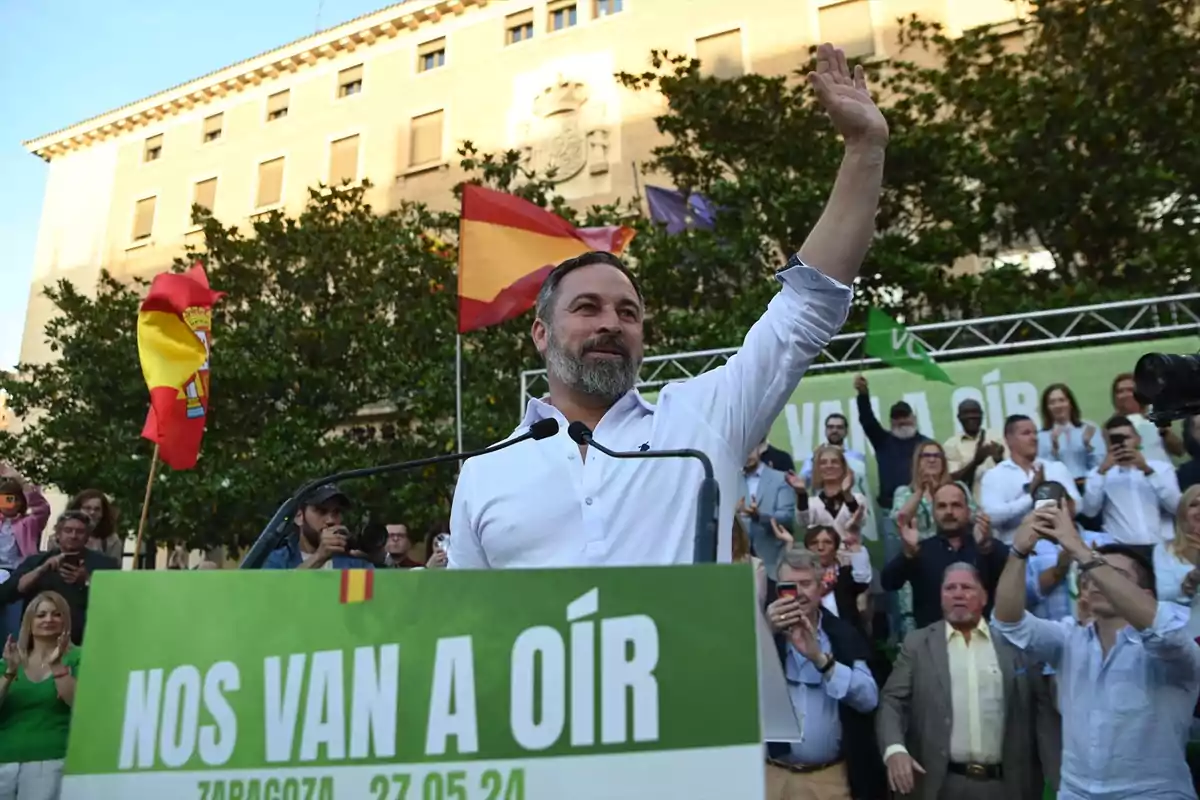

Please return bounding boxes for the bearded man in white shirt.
[449,44,889,570]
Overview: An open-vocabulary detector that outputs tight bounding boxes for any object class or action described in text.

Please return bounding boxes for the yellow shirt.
[946,619,1006,764]
[942,431,1002,501]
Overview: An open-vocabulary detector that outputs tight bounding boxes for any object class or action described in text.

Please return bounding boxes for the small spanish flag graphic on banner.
[339,570,374,604]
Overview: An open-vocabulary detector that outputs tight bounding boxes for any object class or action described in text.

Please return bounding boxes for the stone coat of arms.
[522,78,592,183]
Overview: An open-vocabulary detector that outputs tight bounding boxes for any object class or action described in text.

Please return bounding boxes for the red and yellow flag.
[340,569,374,604]
[137,263,223,470]
[457,184,635,333]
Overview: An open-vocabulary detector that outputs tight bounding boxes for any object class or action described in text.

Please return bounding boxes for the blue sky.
[0,0,390,370]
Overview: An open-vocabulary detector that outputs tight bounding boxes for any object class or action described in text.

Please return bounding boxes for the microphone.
[240,418,561,569]
[566,421,720,563]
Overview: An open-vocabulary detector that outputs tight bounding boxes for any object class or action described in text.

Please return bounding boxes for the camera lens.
[1134,352,1200,410]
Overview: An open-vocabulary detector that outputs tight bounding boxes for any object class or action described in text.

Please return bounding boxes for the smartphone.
[777,582,798,600]
[1032,481,1065,509]
[1109,432,1128,448]
[433,533,450,551]
[62,554,84,569]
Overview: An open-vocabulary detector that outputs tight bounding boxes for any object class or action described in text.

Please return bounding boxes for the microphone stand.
[569,424,720,563]
[241,419,559,569]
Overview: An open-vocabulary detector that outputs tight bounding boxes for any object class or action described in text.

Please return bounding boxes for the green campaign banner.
[64,566,764,800]
[767,335,1199,464]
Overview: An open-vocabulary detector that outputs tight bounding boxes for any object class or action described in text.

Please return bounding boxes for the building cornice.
[24,0,485,161]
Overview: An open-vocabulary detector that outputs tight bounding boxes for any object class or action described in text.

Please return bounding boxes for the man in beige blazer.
[876,562,1055,799]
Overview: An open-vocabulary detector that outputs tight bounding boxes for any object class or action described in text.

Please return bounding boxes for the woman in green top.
[0,590,79,800]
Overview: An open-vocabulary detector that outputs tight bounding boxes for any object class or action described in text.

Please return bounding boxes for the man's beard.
[545,328,641,403]
[893,424,918,439]
[937,523,970,540]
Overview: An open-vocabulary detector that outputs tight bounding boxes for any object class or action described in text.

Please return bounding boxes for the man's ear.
[531,317,549,355]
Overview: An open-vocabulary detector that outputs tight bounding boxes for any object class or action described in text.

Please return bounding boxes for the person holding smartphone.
[1082,415,1181,559]
[7,512,118,646]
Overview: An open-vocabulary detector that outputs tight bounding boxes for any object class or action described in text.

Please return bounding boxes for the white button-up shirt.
[448,262,851,568]
[1082,462,1181,546]
[979,458,1081,545]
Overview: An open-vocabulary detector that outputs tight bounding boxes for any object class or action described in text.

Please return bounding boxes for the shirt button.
[585,497,594,506]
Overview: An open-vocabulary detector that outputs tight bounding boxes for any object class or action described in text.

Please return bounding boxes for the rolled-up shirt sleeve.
[1139,602,1200,668]
[672,259,852,464]
[991,613,1069,669]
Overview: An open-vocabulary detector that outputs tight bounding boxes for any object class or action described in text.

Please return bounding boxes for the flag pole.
[455,334,464,453]
[132,443,160,570]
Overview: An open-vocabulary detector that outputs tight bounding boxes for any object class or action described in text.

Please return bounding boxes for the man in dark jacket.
[764,548,888,799]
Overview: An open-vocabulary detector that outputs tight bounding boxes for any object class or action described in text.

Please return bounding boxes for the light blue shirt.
[776,626,878,766]
[1038,424,1105,481]
[994,603,1200,799]
[1026,528,1114,621]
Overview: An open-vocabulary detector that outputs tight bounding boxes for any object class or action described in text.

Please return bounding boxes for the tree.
[0,177,518,553]
[616,0,1200,328]
[886,0,1199,299]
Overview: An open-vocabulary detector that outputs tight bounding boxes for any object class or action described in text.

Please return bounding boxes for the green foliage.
[4,0,1197,550]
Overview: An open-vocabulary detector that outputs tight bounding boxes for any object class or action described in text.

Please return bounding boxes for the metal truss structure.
[518,293,1200,413]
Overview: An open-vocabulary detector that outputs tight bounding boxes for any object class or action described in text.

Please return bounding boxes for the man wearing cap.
[263,484,373,570]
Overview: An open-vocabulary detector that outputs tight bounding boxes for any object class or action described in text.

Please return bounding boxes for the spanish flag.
[137,263,223,470]
[340,569,374,604]
[457,184,635,333]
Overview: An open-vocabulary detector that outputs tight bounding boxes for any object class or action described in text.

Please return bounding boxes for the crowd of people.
[744,371,1200,800]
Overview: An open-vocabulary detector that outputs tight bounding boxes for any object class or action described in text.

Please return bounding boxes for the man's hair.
[957,398,982,413]
[776,546,821,581]
[933,481,970,505]
[1104,414,1135,432]
[1003,414,1033,437]
[1094,544,1156,595]
[942,561,981,587]
[825,412,848,426]
[55,510,92,533]
[534,251,643,324]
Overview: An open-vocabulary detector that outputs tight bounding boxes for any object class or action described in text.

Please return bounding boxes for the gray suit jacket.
[876,620,1052,800]
[739,465,795,579]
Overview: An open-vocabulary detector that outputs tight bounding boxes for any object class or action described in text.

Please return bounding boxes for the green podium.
[62,565,776,799]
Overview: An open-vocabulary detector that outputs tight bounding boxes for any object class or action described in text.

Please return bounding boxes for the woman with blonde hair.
[796,444,873,542]
[1153,484,1200,637]
[0,591,79,799]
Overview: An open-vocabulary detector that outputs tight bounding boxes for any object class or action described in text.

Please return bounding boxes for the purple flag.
[644,185,716,234]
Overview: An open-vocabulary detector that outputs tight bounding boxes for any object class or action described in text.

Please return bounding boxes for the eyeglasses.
[920,452,944,460]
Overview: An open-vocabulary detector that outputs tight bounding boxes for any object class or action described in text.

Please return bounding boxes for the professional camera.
[1134,351,1200,424]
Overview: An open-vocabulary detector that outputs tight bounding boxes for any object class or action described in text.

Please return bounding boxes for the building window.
[192,178,218,217]
[417,38,446,72]
[506,10,534,44]
[549,1,577,31]
[695,29,744,79]
[594,0,623,16]
[817,0,875,59]
[132,197,156,241]
[202,114,223,144]
[267,90,290,121]
[329,135,360,185]
[409,110,444,167]
[143,134,163,162]
[256,157,285,208]
[338,65,363,97]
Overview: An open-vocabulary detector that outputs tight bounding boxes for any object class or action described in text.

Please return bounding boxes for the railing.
[518,293,1200,413]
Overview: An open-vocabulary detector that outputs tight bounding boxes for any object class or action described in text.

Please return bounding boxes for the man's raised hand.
[807,43,889,148]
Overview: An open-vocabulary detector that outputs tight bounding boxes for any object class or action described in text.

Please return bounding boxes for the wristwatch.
[1079,555,1108,573]
[817,653,835,674]
[1012,546,1032,560]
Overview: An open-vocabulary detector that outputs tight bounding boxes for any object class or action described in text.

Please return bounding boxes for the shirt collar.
[519,390,656,431]
[946,617,990,641]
